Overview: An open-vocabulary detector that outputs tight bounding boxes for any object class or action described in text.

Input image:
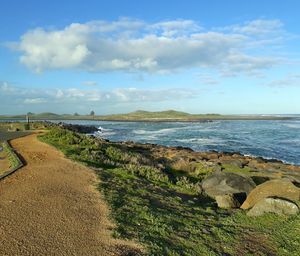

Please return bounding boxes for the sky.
[0,0,300,115]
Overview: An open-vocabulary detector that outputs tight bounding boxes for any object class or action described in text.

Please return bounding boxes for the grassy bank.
[0,141,23,178]
[3,142,22,170]
[39,128,300,255]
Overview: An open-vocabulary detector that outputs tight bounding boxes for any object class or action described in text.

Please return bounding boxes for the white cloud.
[150,19,202,37]
[0,81,198,107]
[198,74,219,85]
[81,81,98,86]
[0,81,16,92]
[265,74,300,87]
[220,54,281,77]
[228,19,283,36]
[24,98,47,104]
[12,18,286,76]
[18,27,90,73]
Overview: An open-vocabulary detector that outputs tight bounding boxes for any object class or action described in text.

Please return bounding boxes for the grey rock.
[247,198,299,216]
[202,172,256,199]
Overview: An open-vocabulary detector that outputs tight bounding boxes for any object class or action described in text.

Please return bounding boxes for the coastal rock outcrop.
[202,172,256,199]
[247,198,299,216]
[241,179,300,210]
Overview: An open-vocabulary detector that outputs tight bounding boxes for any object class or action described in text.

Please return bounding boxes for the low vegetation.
[39,127,300,255]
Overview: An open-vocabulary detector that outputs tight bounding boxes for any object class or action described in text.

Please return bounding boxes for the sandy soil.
[0,133,142,256]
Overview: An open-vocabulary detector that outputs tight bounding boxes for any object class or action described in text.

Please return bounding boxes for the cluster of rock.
[97,133,300,217]
[201,172,300,216]
[114,141,300,217]
[132,143,300,217]
[45,122,100,134]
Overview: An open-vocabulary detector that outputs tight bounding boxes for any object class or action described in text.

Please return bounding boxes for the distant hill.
[107,110,192,120]
[33,112,61,118]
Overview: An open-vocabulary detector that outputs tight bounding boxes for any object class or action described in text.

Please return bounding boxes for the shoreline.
[94,134,300,167]
[44,122,300,167]
[1,121,299,167]
[95,136,300,167]
[42,124,300,186]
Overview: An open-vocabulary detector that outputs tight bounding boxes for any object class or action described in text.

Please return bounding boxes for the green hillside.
[103,110,192,120]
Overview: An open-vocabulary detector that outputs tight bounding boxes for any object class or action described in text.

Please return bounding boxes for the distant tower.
[25,114,30,130]
[26,114,30,124]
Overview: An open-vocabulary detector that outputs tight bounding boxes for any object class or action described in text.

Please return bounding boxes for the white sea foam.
[102,131,117,136]
[98,126,113,131]
[243,153,296,165]
[133,127,179,135]
[282,139,300,145]
[284,124,300,129]
[132,124,217,136]
[95,128,116,136]
[102,128,114,132]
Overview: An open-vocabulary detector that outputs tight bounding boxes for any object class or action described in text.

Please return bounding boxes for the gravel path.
[0,133,141,255]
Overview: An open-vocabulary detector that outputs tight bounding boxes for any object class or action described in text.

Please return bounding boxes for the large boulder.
[247,198,299,216]
[241,179,300,210]
[202,172,256,199]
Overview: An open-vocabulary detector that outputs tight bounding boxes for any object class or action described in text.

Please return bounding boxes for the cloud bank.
[12,18,285,76]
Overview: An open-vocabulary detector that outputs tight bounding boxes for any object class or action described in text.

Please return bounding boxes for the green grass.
[221,164,252,174]
[39,127,300,256]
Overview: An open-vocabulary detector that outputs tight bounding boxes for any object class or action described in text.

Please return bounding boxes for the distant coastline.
[0,110,295,122]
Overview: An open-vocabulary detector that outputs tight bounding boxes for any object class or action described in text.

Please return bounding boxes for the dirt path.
[0,133,141,256]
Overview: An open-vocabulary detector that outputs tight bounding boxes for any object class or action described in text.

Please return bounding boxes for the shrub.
[175,176,202,194]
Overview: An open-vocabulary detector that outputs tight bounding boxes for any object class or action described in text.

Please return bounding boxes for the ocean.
[48,118,300,165]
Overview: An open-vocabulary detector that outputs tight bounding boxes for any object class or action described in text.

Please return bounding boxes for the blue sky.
[1,0,300,115]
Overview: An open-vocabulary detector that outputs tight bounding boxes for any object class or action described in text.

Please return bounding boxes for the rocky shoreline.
[44,122,300,216]
[40,121,100,134]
